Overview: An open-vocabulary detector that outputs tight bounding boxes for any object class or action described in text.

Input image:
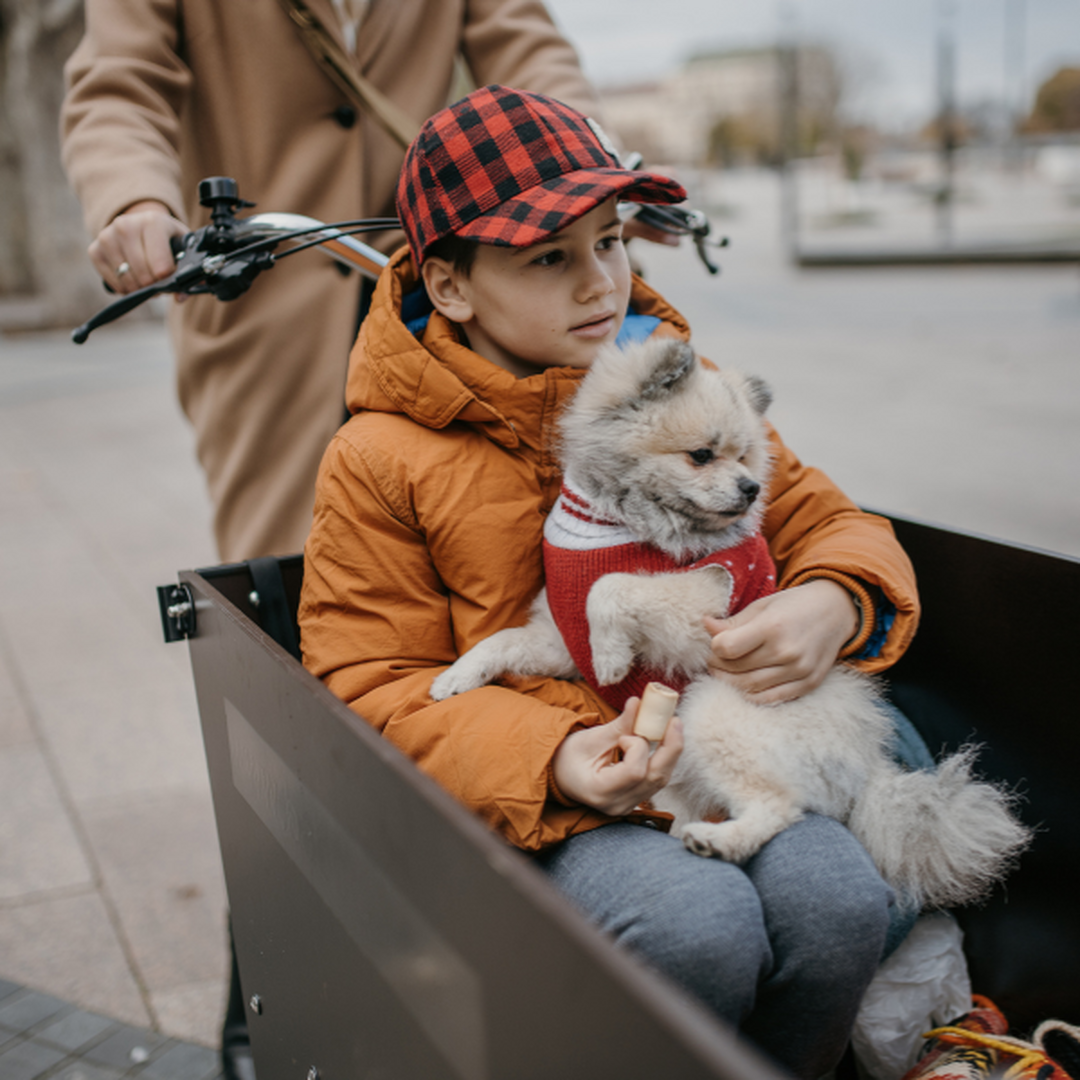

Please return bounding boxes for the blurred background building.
[598,45,841,168]
[546,0,1080,258]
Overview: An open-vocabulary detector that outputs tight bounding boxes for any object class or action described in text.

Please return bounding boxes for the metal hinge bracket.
[157,582,196,642]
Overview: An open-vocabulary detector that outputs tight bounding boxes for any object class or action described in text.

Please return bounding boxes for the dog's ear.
[638,340,696,401]
[742,374,772,415]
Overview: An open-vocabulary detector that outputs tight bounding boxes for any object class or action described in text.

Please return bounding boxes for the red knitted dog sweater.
[543,478,776,710]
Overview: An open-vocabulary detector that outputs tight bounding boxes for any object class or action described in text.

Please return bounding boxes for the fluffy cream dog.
[431,337,1031,909]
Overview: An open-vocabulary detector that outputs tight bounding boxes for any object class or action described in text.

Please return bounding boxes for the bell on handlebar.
[199,177,255,238]
[199,176,240,203]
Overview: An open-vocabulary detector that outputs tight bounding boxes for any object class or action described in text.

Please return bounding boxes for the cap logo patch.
[586,117,621,163]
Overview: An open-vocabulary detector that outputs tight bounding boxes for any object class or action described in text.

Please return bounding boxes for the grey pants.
[536,814,894,1079]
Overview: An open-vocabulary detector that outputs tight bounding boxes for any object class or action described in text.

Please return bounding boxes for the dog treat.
[634,682,679,743]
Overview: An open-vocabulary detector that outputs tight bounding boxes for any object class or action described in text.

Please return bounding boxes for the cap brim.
[452,168,686,249]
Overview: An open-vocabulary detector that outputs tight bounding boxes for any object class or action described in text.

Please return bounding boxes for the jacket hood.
[345,246,692,450]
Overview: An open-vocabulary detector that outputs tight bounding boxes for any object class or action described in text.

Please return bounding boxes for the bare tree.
[0,0,102,328]
[1025,66,1080,133]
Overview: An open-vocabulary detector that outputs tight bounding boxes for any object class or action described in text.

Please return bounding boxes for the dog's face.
[560,338,774,558]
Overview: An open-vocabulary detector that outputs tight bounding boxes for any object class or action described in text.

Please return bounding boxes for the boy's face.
[422,198,632,378]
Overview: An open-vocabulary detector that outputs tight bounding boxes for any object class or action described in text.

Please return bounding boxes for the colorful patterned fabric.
[396,84,686,265]
[901,996,1080,1080]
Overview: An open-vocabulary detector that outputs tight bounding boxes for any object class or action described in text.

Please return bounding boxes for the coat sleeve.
[762,425,920,672]
[299,432,613,851]
[60,0,189,238]
[460,0,601,117]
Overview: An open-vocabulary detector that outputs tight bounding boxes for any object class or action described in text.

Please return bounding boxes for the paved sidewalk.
[0,168,1077,1077]
[0,321,224,1058]
[0,979,222,1080]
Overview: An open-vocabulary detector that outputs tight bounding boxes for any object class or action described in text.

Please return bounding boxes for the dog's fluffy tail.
[847,746,1033,910]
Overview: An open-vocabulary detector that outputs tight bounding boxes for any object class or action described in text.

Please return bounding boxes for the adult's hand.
[622,214,682,247]
[88,201,188,294]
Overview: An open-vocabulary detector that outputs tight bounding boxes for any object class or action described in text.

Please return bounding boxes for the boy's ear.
[421,257,474,323]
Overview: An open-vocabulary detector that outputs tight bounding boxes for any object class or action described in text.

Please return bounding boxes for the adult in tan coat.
[61,0,601,561]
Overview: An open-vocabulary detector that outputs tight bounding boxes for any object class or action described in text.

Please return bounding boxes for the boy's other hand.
[704,579,860,705]
[89,200,188,295]
[552,699,683,816]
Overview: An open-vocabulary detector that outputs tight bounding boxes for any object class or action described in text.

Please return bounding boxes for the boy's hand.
[89,200,188,295]
[705,579,860,705]
[552,698,683,816]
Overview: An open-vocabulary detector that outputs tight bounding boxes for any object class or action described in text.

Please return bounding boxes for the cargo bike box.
[76,177,1079,1078]
[159,516,1080,1080]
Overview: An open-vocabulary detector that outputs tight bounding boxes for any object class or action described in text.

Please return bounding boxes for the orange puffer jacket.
[298,247,920,851]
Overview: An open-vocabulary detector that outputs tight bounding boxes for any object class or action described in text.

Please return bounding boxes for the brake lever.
[73,197,292,343]
[71,238,254,343]
[72,280,175,344]
[692,228,729,275]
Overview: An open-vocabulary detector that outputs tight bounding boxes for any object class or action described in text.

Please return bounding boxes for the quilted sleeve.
[298,429,615,851]
[761,425,920,672]
[60,0,190,237]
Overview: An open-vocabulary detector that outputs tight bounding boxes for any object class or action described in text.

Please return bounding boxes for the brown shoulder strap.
[277,0,420,150]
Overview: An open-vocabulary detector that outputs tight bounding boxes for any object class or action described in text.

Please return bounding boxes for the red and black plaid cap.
[397,84,687,266]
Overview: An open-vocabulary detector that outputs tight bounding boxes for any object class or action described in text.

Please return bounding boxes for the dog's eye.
[687,448,715,466]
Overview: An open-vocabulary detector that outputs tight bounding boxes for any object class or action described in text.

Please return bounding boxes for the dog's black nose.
[738,477,760,503]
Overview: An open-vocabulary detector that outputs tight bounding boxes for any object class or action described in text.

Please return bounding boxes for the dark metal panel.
[881,515,1080,1031]
[182,568,784,1080]
[885,515,1079,847]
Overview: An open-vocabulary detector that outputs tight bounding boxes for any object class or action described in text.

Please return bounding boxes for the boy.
[300,85,920,1079]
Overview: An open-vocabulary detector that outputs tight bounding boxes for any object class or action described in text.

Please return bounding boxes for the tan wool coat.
[61,0,599,560]
[298,250,921,852]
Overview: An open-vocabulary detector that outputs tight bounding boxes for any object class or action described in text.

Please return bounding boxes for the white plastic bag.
[851,912,973,1080]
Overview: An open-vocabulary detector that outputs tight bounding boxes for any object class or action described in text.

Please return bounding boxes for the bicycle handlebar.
[73,202,396,343]
[628,203,729,274]
[72,175,726,343]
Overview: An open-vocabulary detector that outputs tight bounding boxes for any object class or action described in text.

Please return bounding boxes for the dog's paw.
[679,820,766,864]
[680,822,726,859]
[430,663,488,701]
[590,639,635,687]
